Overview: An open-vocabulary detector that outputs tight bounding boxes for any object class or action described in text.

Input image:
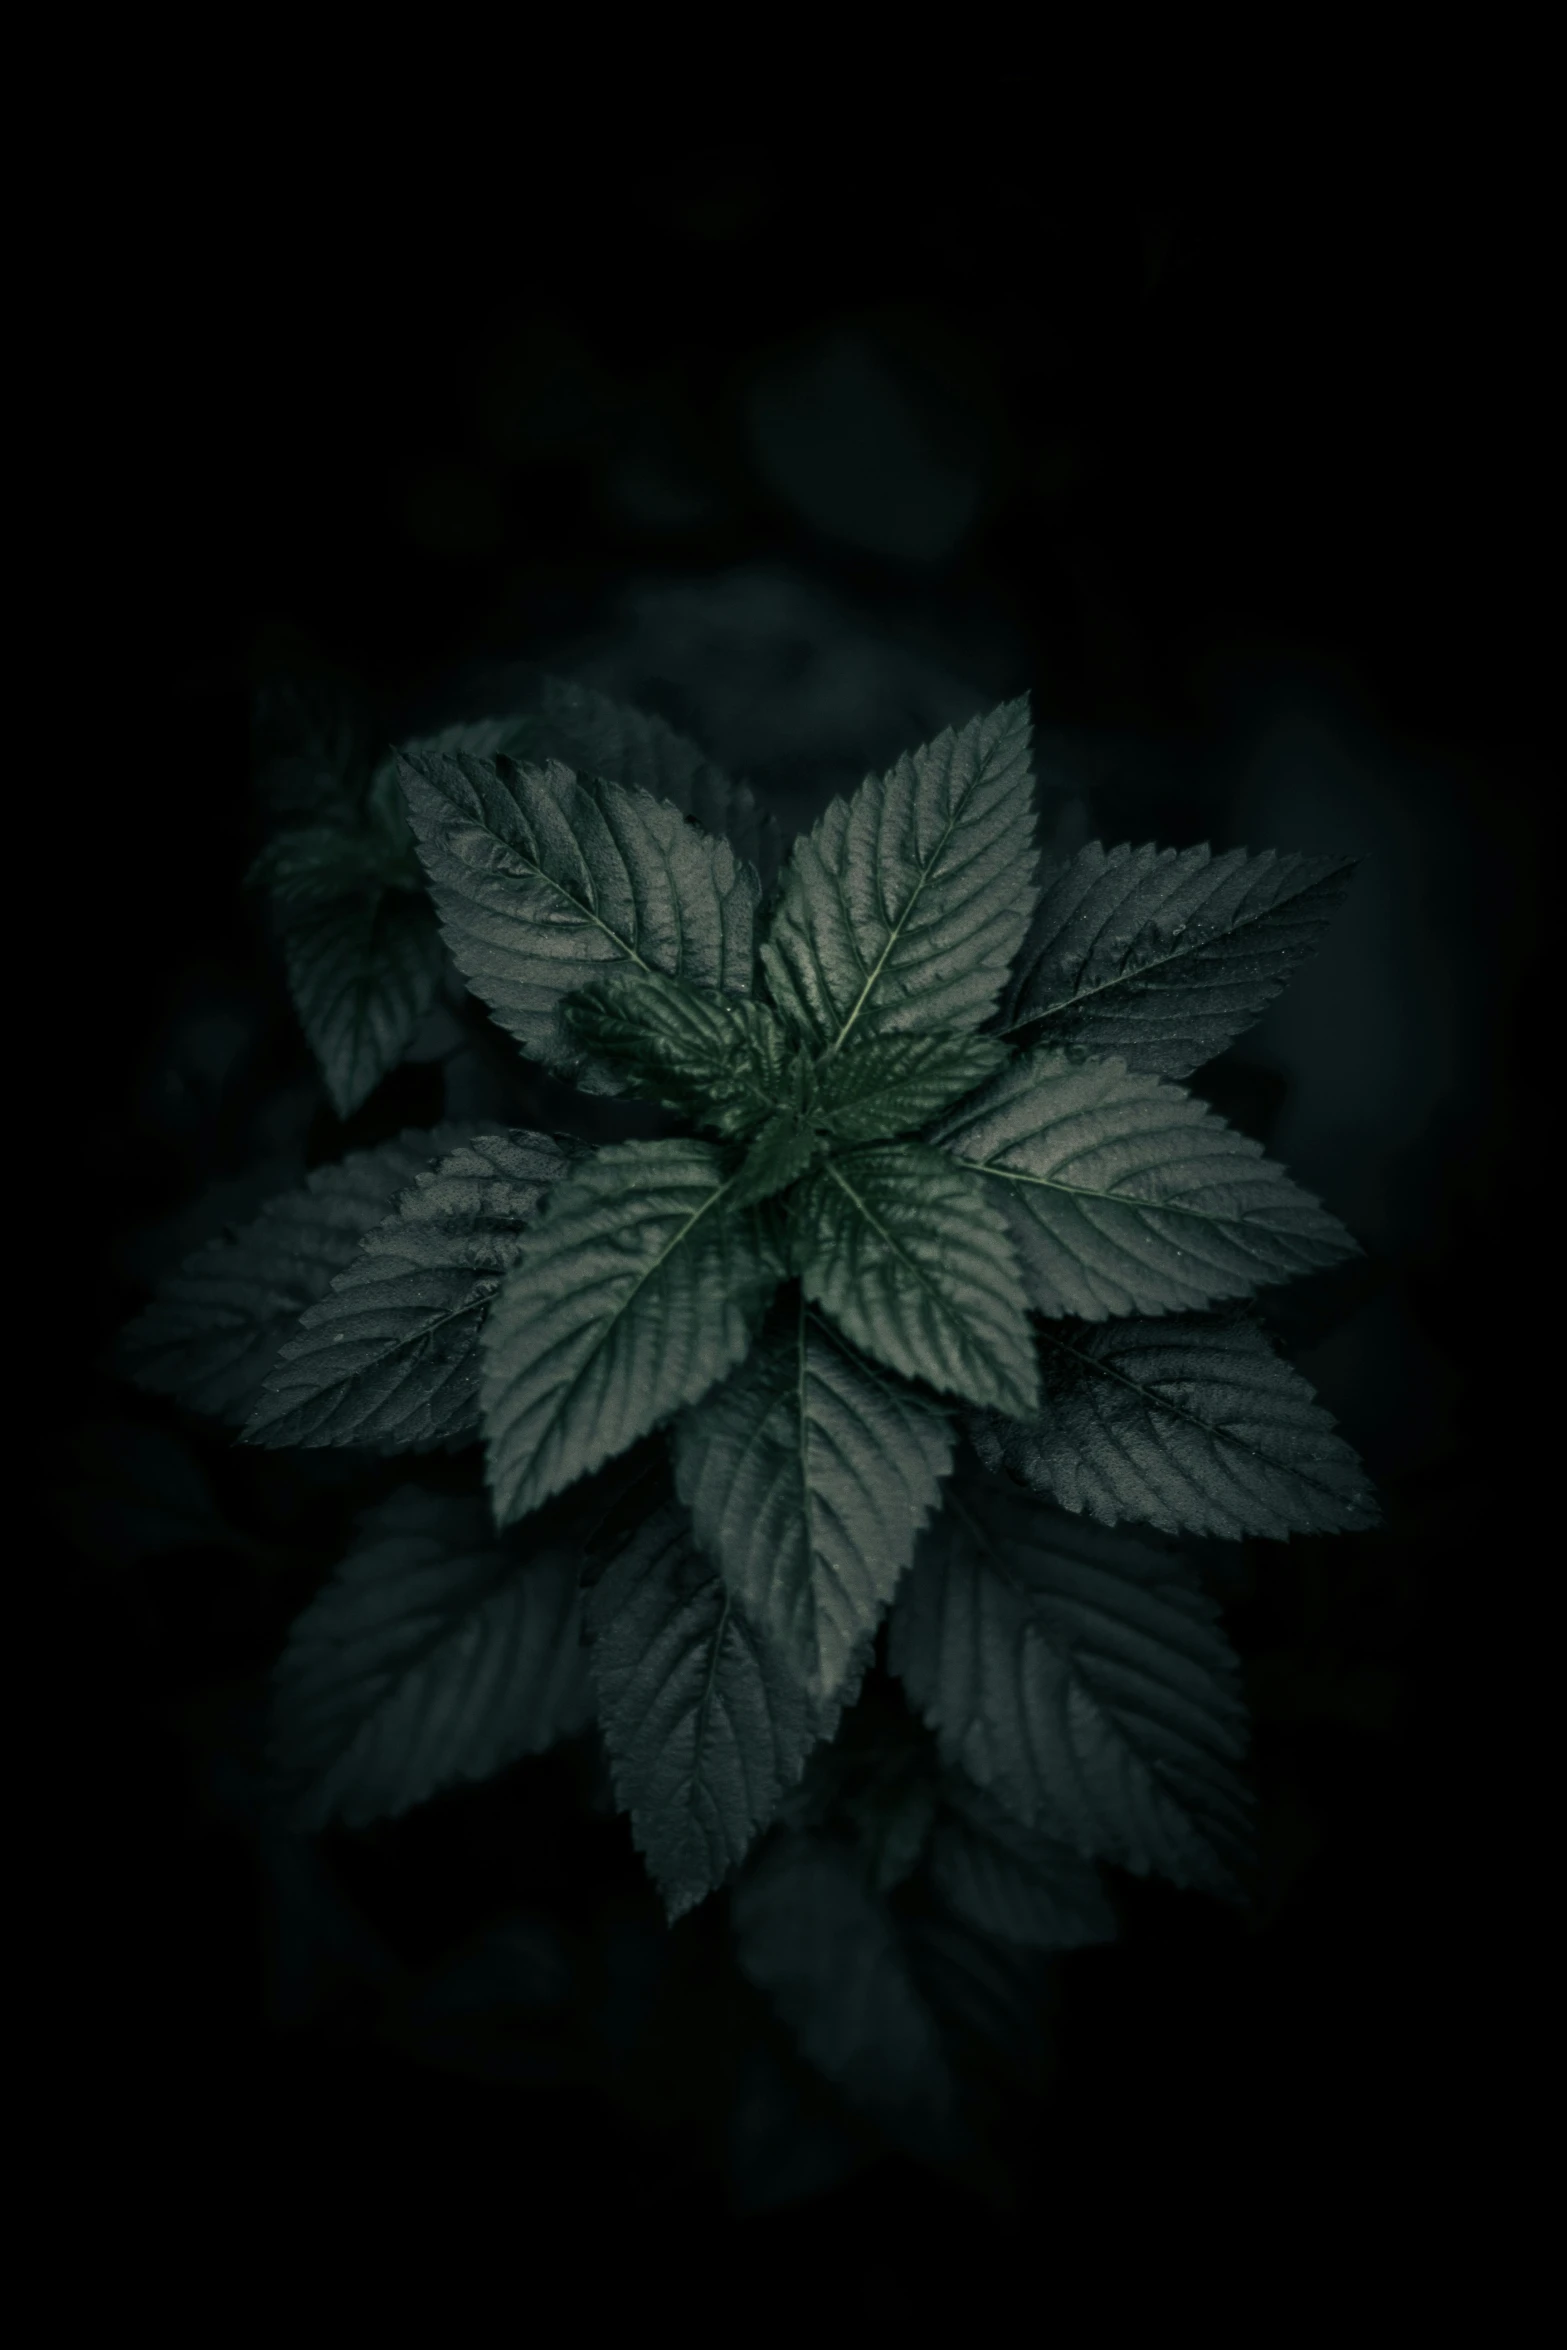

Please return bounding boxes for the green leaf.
[587,1504,855,1920]
[969,1309,1380,1539]
[673,1295,954,1707]
[999,841,1356,1077]
[268,1487,593,1832]
[930,1047,1359,1319]
[888,1472,1255,1897]
[397,744,759,1090]
[726,1110,823,1210]
[731,1831,966,2156]
[483,669,782,892]
[273,884,448,1120]
[480,1139,784,1528]
[116,1125,477,1425]
[760,697,1039,1054]
[561,968,795,1136]
[927,1772,1118,1949]
[243,1130,575,1455]
[790,1143,1038,1417]
[811,1031,1012,1144]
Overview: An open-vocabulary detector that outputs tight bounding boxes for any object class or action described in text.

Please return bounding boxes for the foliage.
[118,670,1374,2191]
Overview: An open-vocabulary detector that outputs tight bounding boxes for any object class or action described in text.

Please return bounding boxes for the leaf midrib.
[819,765,988,1061]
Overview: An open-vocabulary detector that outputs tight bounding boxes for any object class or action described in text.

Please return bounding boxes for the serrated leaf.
[243,1129,574,1455]
[731,1830,964,2155]
[481,1139,783,1528]
[888,1471,1255,1897]
[117,1125,477,1425]
[397,745,759,1091]
[931,1047,1358,1319]
[276,884,448,1119]
[999,841,1356,1077]
[587,1505,854,1920]
[760,697,1039,1053]
[790,1143,1038,1416]
[488,669,782,892]
[927,1773,1118,1948]
[674,1296,954,1707]
[726,1110,823,1210]
[811,1031,1012,1144]
[969,1310,1379,1538]
[269,1487,593,1832]
[561,968,795,1137]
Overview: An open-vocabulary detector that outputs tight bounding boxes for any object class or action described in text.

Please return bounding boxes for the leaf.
[268,1486,594,1832]
[274,883,448,1119]
[586,1504,855,1920]
[480,1139,784,1529]
[927,1772,1118,1949]
[561,968,795,1136]
[726,1110,823,1211]
[396,745,759,1090]
[760,697,1039,1053]
[243,1129,574,1455]
[930,1048,1359,1319]
[811,1031,1012,1144]
[673,1295,954,1706]
[486,669,782,892]
[730,1830,965,2156]
[117,1125,477,1425]
[887,1471,1255,1897]
[968,1309,1380,1538]
[790,1143,1038,1416]
[999,841,1356,1077]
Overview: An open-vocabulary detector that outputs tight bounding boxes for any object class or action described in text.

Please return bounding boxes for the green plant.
[118,672,1375,2175]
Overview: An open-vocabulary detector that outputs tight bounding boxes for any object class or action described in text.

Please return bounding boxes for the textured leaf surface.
[398,746,758,1089]
[587,1506,852,1920]
[117,1126,475,1425]
[811,1032,1011,1144]
[731,1832,963,2154]
[481,1140,783,1528]
[244,1130,574,1454]
[760,698,1039,1052]
[1000,841,1355,1077]
[276,885,447,1119]
[928,1774,1118,1948]
[931,1048,1358,1319]
[562,968,795,1136]
[888,1473,1255,1896]
[269,1488,593,1832]
[791,1144,1038,1416]
[969,1310,1379,1538]
[674,1298,954,1705]
[488,669,782,891]
[727,1110,823,1210]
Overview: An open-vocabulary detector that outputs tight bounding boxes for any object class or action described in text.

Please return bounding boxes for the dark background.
[57,155,1549,2299]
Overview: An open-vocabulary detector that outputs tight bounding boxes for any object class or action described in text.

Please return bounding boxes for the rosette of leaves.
[123,687,1377,1982]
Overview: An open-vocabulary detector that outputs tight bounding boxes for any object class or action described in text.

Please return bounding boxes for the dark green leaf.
[397,745,759,1090]
[969,1309,1379,1538]
[726,1110,823,1210]
[931,1047,1358,1318]
[1000,841,1356,1077]
[731,1831,967,2157]
[673,1296,954,1706]
[117,1126,476,1425]
[791,1143,1038,1416]
[928,1772,1118,1949]
[243,1130,574,1455]
[811,1031,1011,1144]
[561,967,795,1136]
[480,1139,784,1528]
[274,884,447,1120]
[587,1505,855,1920]
[888,1472,1255,1897]
[269,1487,593,1832]
[760,697,1039,1052]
